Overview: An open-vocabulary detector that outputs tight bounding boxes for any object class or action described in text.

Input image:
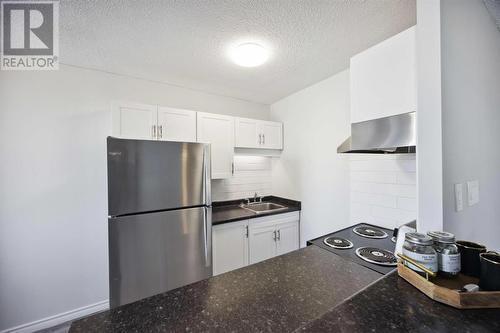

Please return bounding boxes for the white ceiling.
[60,0,416,104]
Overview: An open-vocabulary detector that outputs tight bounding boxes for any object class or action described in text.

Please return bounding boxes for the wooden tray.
[397,263,500,309]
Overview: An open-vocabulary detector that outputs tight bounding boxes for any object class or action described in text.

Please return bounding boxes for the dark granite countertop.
[212,196,301,225]
[70,245,380,332]
[300,271,500,333]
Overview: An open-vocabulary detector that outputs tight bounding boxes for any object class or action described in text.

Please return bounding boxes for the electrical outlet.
[467,180,479,206]
[454,183,463,212]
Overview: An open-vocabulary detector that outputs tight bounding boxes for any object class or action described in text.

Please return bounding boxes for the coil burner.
[353,226,388,239]
[355,247,397,266]
[323,236,353,249]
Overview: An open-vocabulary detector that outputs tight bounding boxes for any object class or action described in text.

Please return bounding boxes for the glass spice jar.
[427,231,461,278]
[403,232,438,275]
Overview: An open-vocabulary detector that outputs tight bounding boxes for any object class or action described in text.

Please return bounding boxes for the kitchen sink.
[240,202,287,214]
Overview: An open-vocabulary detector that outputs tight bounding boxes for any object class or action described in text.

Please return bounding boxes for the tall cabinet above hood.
[339,26,417,154]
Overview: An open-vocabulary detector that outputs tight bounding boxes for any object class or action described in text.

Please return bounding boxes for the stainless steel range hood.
[337,112,416,154]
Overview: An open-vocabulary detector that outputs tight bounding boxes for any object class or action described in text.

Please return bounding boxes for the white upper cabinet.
[235,118,283,150]
[157,107,197,142]
[260,121,283,149]
[112,102,197,141]
[350,26,416,123]
[113,104,283,176]
[112,102,157,140]
[235,118,260,148]
[197,112,235,179]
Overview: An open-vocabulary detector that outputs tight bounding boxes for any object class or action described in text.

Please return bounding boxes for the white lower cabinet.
[212,220,249,276]
[212,212,300,275]
[248,223,277,264]
[275,220,300,256]
[248,212,300,264]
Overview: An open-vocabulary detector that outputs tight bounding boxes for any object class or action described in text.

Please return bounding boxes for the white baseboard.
[1,300,109,333]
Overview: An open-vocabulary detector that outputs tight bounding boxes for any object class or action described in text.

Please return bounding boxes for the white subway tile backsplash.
[372,206,416,224]
[350,154,416,229]
[350,158,416,173]
[350,171,397,183]
[396,184,417,198]
[371,216,399,230]
[233,155,271,171]
[351,202,372,220]
[351,192,397,208]
[351,182,416,198]
[396,172,416,185]
[395,159,417,172]
[212,155,273,202]
[397,197,417,212]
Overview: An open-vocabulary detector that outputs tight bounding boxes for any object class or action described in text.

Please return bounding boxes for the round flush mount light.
[229,43,269,67]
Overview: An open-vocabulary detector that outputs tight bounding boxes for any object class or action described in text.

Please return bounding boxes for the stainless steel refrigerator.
[107,137,212,308]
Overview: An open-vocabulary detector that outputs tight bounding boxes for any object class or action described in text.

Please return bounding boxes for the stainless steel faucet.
[254,192,258,202]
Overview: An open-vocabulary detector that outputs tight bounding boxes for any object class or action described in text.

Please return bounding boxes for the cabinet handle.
[245,225,249,238]
[258,134,262,145]
[273,230,277,241]
[262,134,265,145]
[159,125,163,139]
[152,125,157,139]
[231,162,234,175]
[277,229,281,241]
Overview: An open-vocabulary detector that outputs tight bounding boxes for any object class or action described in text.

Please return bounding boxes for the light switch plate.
[467,180,479,206]
[454,183,463,212]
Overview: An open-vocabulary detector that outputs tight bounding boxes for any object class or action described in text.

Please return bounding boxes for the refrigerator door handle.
[203,207,212,268]
[203,144,212,205]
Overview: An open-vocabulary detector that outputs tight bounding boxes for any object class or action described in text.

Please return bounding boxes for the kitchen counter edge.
[212,195,301,225]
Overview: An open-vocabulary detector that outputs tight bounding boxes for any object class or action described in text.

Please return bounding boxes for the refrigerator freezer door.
[109,206,212,308]
[107,137,211,216]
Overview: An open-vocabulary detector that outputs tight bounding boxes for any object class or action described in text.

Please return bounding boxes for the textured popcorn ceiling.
[60,0,416,104]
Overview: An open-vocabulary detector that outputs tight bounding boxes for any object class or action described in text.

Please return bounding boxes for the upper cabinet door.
[196,112,234,179]
[234,117,260,148]
[235,118,283,150]
[260,121,283,149]
[157,107,197,142]
[350,26,416,123]
[112,102,157,140]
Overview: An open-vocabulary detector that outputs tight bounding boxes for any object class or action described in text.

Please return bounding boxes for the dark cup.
[456,240,487,277]
[479,252,500,291]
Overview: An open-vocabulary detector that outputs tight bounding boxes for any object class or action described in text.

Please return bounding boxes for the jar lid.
[405,232,433,245]
[427,231,455,243]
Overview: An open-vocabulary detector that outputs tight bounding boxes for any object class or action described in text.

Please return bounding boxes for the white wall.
[416,0,443,233]
[211,156,272,201]
[270,70,351,247]
[0,65,269,332]
[350,154,416,230]
[441,0,500,250]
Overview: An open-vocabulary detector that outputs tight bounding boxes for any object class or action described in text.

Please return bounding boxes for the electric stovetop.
[308,223,397,275]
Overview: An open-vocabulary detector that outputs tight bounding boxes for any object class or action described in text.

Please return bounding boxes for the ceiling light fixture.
[230,42,269,67]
